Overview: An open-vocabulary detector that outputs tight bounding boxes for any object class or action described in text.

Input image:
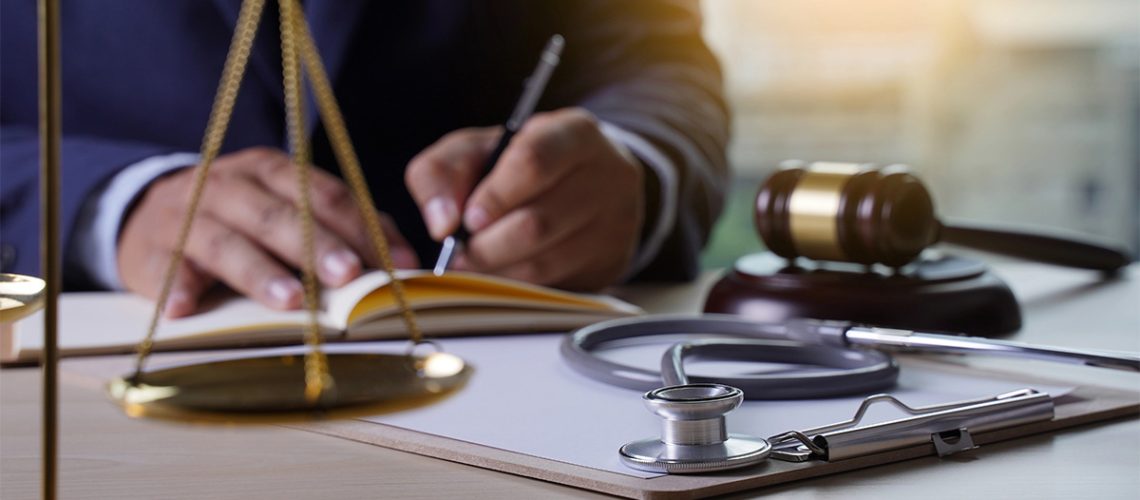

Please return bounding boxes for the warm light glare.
[108,379,179,405]
[422,352,466,379]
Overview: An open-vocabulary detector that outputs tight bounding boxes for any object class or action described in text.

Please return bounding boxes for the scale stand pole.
[38,0,61,498]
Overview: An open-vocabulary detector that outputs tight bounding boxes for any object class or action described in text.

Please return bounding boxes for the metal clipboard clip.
[767,388,1055,462]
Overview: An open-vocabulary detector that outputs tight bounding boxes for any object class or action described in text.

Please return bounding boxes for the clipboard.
[284,357,1140,500]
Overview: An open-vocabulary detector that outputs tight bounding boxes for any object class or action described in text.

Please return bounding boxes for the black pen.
[432,34,565,275]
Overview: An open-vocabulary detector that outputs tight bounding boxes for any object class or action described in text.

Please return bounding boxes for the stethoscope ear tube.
[561,314,899,400]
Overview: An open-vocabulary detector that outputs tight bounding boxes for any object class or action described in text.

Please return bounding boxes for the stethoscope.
[560,314,1140,473]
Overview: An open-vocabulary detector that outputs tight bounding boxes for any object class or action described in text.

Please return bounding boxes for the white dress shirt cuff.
[597,121,678,279]
[70,152,201,290]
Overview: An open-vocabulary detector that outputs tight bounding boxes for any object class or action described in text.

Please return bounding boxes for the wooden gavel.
[755,162,1132,271]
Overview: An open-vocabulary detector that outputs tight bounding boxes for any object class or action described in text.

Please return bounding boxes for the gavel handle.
[939,221,1132,272]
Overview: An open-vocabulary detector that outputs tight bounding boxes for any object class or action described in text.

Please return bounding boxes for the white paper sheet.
[336,334,1074,479]
[59,333,1074,479]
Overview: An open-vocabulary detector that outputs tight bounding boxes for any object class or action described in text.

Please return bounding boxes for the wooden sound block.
[704,252,1022,336]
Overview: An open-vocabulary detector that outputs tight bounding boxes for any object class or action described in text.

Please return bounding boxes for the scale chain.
[278,0,330,403]
[289,0,425,345]
[131,0,267,381]
[131,0,425,400]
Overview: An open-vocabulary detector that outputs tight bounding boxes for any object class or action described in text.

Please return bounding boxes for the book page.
[4,292,328,362]
[346,307,638,340]
[324,270,642,330]
[4,271,640,362]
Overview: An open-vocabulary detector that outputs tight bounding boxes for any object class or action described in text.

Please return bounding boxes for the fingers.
[202,174,363,287]
[435,107,644,290]
[116,146,421,318]
[476,222,632,290]
[179,214,304,310]
[462,166,602,271]
[164,262,214,319]
[463,108,600,233]
[119,214,216,318]
[124,200,303,312]
[404,127,500,239]
[254,154,419,269]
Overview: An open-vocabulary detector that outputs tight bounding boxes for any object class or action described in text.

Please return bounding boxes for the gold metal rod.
[37,0,60,497]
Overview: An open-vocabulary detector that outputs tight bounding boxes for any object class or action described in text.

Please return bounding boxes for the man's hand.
[118,147,419,318]
[405,107,644,290]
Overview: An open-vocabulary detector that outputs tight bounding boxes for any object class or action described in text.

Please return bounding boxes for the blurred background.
[697,0,1140,268]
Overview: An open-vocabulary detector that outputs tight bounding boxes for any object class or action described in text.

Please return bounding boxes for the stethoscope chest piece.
[620,383,771,474]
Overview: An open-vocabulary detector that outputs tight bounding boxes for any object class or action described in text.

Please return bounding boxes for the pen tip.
[433,236,458,276]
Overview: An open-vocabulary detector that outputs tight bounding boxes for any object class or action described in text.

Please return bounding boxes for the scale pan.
[0,273,46,324]
[108,351,472,417]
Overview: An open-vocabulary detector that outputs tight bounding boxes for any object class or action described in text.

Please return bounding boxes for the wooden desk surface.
[3,261,1138,499]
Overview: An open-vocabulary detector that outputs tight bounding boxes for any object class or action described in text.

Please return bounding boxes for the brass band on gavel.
[755,162,940,267]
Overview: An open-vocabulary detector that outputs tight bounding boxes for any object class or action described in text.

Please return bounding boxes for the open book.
[1,270,642,364]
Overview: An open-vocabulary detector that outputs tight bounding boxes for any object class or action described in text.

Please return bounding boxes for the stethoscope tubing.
[561,314,900,400]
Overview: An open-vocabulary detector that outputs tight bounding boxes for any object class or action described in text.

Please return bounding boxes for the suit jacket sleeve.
[0,125,172,287]
[548,0,730,281]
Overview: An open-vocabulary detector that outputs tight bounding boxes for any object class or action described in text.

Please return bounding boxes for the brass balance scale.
[5,0,471,424]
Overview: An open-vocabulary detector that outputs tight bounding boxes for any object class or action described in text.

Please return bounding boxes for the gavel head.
[755,161,940,267]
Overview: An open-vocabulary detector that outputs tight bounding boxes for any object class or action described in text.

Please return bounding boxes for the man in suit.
[0,0,728,317]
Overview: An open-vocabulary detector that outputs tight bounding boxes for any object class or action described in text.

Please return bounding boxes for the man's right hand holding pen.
[405,106,645,291]
[409,35,647,291]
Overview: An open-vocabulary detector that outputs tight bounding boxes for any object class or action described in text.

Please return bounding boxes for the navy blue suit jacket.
[1,0,728,288]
